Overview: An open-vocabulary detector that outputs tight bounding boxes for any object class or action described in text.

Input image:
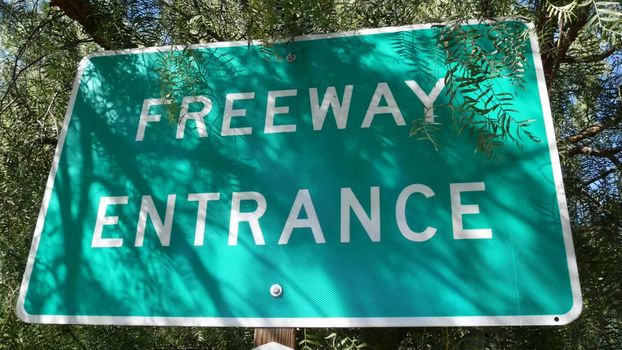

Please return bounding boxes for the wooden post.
[253,328,297,349]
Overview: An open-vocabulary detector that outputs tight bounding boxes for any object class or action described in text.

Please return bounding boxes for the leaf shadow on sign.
[22,61,127,316]
[24,51,242,318]
[226,32,575,321]
[23,28,575,323]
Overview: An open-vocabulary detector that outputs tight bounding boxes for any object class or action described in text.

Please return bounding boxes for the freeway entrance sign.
[18,21,581,326]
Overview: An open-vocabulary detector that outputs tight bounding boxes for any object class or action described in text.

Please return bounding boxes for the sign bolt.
[286,53,296,63]
[270,284,283,298]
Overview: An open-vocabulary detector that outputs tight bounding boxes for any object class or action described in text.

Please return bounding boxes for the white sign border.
[17,21,582,327]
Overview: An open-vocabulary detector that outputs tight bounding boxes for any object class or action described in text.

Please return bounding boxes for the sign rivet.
[270,284,283,298]
[285,53,296,63]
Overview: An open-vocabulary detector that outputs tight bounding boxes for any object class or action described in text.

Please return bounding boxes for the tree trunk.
[50,0,137,50]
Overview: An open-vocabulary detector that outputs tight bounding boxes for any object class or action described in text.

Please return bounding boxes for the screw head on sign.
[285,53,296,63]
[270,284,283,298]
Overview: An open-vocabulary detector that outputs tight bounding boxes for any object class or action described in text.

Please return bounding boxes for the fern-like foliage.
[299,329,370,350]
[439,20,541,158]
[154,46,242,123]
[548,0,622,44]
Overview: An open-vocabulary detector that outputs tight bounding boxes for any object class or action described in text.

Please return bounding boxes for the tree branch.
[555,9,590,63]
[564,112,622,144]
[535,0,556,87]
[0,11,63,107]
[584,167,621,185]
[541,7,591,90]
[0,54,48,109]
[40,136,58,145]
[565,122,611,144]
[560,46,620,64]
[159,2,225,42]
[568,145,622,157]
[50,0,138,50]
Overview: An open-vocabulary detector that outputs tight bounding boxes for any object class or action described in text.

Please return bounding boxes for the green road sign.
[18,21,581,326]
